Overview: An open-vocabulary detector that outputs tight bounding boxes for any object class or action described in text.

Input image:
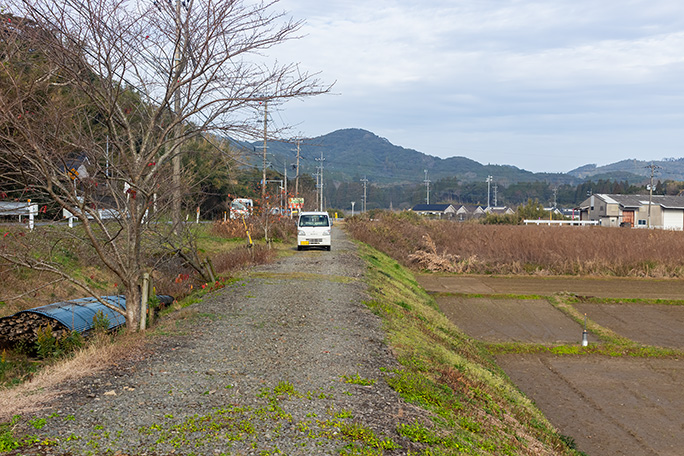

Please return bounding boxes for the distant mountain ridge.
[567,159,684,181]
[257,128,682,186]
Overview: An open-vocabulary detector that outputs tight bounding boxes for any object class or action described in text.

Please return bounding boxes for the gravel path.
[14,226,425,455]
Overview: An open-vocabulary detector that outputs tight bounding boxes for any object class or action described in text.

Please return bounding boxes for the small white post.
[581,313,588,347]
[27,200,35,231]
[69,216,74,228]
[196,206,200,224]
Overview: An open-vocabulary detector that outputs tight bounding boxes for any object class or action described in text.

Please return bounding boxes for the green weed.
[342,373,376,386]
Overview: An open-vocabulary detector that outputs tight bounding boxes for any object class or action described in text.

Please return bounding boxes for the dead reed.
[347,212,684,277]
[210,217,297,242]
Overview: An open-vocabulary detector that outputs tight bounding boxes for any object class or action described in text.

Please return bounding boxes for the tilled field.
[420,273,684,456]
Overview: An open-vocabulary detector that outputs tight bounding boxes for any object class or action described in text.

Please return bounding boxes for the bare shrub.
[212,245,276,274]
[407,235,459,272]
[211,217,296,242]
[348,212,684,278]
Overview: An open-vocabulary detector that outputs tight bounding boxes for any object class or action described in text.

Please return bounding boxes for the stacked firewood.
[0,312,69,348]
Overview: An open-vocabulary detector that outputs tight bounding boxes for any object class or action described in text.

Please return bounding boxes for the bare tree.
[0,0,329,330]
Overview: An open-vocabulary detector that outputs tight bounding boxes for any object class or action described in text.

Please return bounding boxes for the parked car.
[297,211,332,251]
[230,198,253,219]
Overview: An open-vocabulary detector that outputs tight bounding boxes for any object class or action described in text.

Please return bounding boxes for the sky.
[265,0,684,173]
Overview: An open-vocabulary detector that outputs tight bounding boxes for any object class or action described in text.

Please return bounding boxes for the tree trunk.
[125,281,142,332]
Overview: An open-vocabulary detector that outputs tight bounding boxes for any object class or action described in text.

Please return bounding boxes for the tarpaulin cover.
[15,295,174,333]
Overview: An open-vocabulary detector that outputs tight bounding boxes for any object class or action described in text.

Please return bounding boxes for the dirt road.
[12,227,426,455]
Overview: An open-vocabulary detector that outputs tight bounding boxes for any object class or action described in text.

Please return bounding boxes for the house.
[410,203,456,218]
[484,206,515,215]
[579,194,684,230]
[454,204,486,221]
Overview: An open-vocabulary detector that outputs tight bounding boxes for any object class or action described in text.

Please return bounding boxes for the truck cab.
[297,211,332,251]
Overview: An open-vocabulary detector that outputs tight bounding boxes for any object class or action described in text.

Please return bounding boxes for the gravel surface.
[13,226,427,455]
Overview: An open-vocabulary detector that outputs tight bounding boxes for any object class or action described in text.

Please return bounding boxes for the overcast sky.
[265,0,684,173]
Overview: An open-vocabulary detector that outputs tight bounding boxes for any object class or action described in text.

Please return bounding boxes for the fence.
[523,219,599,227]
[0,201,39,229]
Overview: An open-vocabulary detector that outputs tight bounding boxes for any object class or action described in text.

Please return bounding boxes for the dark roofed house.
[411,203,456,218]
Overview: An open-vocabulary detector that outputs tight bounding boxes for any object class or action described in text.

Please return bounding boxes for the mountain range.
[254,128,679,187]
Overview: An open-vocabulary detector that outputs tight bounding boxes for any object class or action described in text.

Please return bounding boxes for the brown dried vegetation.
[0,219,292,319]
[347,211,684,277]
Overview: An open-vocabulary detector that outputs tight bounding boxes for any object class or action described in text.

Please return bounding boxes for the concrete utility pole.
[316,151,325,211]
[261,100,268,199]
[294,138,301,196]
[646,163,660,228]
[424,169,430,204]
[361,176,369,213]
[486,175,493,209]
[493,183,498,207]
[283,163,287,214]
[351,201,355,217]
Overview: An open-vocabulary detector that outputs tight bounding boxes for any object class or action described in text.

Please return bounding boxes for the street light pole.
[486,175,493,209]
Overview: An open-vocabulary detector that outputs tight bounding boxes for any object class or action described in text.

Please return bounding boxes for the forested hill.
[262,128,578,186]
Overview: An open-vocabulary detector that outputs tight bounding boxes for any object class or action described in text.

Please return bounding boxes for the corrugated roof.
[19,296,128,333]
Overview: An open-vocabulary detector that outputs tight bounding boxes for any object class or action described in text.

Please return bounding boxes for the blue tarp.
[15,295,173,333]
[19,295,128,333]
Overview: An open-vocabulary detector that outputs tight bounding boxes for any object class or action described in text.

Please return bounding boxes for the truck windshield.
[299,215,329,227]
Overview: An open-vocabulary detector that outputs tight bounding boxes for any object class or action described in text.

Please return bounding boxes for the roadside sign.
[289,198,304,209]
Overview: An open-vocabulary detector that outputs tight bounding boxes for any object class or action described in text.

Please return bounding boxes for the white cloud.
[269,0,684,172]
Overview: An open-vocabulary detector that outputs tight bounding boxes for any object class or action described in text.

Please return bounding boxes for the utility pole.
[646,163,660,228]
[313,172,319,210]
[316,151,325,211]
[261,100,268,199]
[351,201,355,217]
[493,183,498,207]
[486,175,493,209]
[424,169,431,204]
[361,176,369,213]
[552,187,558,208]
[294,138,301,196]
[283,163,287,215]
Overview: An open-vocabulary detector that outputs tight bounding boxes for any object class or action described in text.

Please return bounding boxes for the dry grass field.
[347,212,684,277]
[347,212,684,456]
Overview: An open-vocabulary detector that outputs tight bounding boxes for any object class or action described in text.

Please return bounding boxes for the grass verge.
[358,243,583,455]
